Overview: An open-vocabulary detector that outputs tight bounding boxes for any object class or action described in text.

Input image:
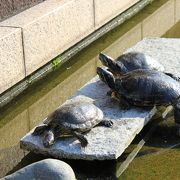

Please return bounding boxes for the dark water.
[0,0,180,179]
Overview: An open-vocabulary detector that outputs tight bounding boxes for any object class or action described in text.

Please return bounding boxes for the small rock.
[2,159,76,180]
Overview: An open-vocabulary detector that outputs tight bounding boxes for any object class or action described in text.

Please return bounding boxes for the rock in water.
[2,159,76,180]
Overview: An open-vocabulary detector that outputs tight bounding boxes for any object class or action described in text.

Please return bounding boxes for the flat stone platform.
[20,38,180,160]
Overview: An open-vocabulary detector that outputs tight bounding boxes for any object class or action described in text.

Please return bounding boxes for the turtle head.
[43,130,55,147]
[97,67,116,90]
[99,53,125,75]
[99,53,115,67]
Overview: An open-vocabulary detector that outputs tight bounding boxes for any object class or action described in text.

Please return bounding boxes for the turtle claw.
[98,120,113,127]
[164,72,180,82]
[104,120,113,127]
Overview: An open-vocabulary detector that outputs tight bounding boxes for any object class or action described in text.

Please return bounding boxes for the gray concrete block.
[0,27,25,94]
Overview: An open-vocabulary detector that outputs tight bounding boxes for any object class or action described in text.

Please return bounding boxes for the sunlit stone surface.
[3,159,76,180]
[20,38,179,160]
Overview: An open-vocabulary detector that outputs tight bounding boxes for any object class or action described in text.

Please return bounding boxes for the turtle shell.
[116,69,180,106]
[44,101,103,133]
[99,52,164,75]
[115,52,164,74]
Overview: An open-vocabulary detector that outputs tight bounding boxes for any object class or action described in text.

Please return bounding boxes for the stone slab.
[94,0,140,29]
[21,81,156,160]
[0,0,94,75]
[20,38,180,160]
[0,27,25,94]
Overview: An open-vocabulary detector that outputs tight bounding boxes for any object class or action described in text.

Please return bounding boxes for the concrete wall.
[0,0,179,95]
[0,0,45,21]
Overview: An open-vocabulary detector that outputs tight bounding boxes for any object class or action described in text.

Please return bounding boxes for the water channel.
[0,0,180,179]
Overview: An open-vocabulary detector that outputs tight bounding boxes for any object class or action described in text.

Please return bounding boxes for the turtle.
[96,67,180,126]
[99,52,180,81]
[32,99,113,148]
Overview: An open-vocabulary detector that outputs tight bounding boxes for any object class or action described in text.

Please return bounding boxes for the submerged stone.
[20,38,180,160]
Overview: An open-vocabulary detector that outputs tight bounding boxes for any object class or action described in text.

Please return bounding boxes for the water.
[0,0,180,179]
[117,115,180,178]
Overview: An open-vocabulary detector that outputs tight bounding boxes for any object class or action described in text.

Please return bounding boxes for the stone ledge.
[0,26,25,94]
[20,37,180,160]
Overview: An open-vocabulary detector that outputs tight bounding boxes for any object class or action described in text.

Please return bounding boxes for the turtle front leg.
[107,89,113,96]
[72,131,88,147]
[164,72,180,82]
[119,96,130,110]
